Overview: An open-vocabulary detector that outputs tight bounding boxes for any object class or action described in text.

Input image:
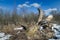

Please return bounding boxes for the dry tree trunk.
[26,8,44,40]
[8,8,54,40]
[37,8,44,24]
[26,8,54,40]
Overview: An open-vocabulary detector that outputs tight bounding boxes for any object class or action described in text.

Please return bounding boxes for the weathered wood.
[26,8,54,40]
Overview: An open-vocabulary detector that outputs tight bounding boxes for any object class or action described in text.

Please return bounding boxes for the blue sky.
[0,0,60,15]
[0,0,60,9]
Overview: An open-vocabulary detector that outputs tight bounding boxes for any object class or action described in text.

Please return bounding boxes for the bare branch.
[37,8,44,24]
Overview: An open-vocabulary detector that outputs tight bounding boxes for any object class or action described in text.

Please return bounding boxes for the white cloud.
[17,2,40,8]
[31,3,40,8]
[44,8,57,16]
[22,4,30,7]
[18,4,23,8]
[45,8,57,12]
[17,4,30,8]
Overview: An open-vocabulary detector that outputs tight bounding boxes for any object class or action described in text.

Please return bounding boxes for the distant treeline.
[0,8,60,25]
[0,8,39,25]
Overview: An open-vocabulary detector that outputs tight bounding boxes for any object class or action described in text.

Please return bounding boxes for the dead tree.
[26,8,54,40]
[10,8,54,40]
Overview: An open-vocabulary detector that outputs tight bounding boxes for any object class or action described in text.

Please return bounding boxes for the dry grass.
[0,21,54,40]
